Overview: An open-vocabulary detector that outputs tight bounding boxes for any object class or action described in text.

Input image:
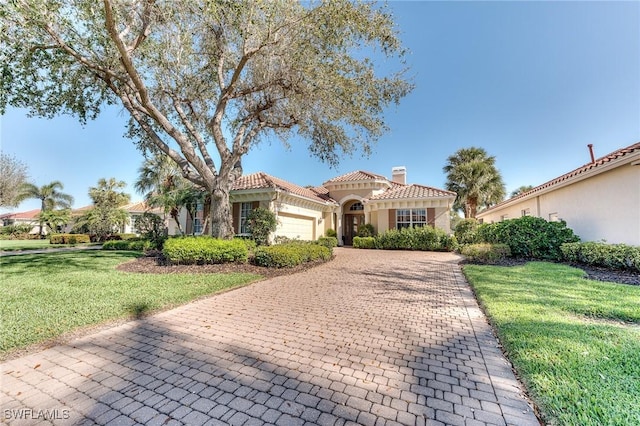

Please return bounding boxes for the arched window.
[349,202,364,211]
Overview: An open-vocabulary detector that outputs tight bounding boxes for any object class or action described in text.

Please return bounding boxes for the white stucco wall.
[478,163,640,245]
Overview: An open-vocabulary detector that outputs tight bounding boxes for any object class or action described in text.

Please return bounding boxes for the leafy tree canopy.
[0,153,29,208]
[2,0,413,238]
[75,177,131,239]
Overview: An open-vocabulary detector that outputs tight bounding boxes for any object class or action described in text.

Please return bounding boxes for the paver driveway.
[1,248,539,426]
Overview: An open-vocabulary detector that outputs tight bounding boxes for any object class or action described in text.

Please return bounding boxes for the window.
[240,202,253,234]
[521,208,531,217]
[396,209,427,229]
[349,202,364,211]
[193,202,204,234]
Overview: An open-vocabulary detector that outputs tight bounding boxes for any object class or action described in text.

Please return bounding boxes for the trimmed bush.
[461,243,511,264]
[326,229,337,238]
[454,218,479,245]
[374,226,454,251]
[246,207,277,246]
[253,243,331,268]
[476,216,579,260]
[163,236,248,265]
[358,223,375,237]
[353,236,376,249]
[317,236,338,249]
[50,234,91,244]
[561,242,640,272]
[103,239,153,251]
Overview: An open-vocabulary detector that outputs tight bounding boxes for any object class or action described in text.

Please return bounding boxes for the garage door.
[276,213,314,241]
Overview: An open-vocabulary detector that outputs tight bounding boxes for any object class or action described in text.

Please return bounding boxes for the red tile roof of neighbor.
[0,209,41,220]
[369,184,456,200]
[233,172,336,204]
[481,141,640,213]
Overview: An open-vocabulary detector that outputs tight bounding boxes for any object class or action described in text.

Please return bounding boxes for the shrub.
[163,236,248,264]
[117,233,138,240]
[561,242,640,272]
[134,212,166,249]
[454,218,479,245]
[353,236,376,249]
[0,224,34,236]
[374,226,454,251]
[253,243,331,268]
[325,229,337,238]
[235,236,257,253]
[316,236,338,249]
[358,223,375,237]
[246,207,277,246]
[476,216,579,260]
[103,239,152,251]
[50,234,91,244]
[461,243,511,264]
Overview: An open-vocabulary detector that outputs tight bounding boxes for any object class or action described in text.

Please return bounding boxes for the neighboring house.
[67,201,167,235]
[0,209,41,234]
[177,167,457,245]
[477,142,640,245]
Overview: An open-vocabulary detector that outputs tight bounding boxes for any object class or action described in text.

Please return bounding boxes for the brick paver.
[1,249,539,425]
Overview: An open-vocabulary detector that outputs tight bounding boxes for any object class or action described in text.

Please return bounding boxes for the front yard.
[464,262,640,426]
[0,250,260,359]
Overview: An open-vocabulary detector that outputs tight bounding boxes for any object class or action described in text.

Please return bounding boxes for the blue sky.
[1,1,639,212]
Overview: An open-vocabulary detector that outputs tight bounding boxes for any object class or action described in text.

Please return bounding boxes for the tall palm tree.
[16,180,74,236]
[443,147,506,219]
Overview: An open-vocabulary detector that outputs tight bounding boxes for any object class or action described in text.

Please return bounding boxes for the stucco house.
[476,142,640,245]
[179,167,457,245]
[0,209,41,234]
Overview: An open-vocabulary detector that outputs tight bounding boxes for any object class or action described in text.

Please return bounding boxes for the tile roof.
[233,173,335,204]
[369,184,456,200]
[324,170,388,183]
[123,201,161,213]
[0,209,41,220]
[481,141,640,213]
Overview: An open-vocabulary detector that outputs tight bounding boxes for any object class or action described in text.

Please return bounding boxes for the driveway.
[0,248,539,425]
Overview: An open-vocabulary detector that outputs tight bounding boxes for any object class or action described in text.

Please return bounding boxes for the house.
[180,167,457,245]
[476,142,640,245]
[65,201,168,234]
[0,209,41,234]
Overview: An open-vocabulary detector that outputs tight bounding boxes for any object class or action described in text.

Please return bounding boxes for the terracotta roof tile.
[233,173,336,204]
[0,209,41,220]
[482,141,640,213]
[324,170,388,183]
[369,184,456,201]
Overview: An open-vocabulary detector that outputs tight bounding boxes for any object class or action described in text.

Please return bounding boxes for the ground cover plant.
[464,262,640,426]
[0,251,260,359]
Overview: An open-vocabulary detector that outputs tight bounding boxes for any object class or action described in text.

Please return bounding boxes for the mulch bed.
[116,252,329,279]
[462,257,639,286]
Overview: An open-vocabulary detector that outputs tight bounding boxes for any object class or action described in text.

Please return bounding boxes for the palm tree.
[443,147,506,219]
[510,185,534,198]
[16,180,74,236]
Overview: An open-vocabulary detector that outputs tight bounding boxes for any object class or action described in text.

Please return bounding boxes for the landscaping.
[0,250,261,359]
[464,261,640,426]
[0,239,98,251]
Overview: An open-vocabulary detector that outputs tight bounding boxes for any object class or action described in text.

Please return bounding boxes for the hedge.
[50,234,91,244]
[476,216,579,260]
[561,242,640,272]
[461,243,511,264]
[103,239,153,251]
[317,236,338,249]
[253,243,332,268]
[163,236,248,265]
[353,226,457,252]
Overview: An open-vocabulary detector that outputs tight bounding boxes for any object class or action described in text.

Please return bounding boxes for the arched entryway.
[342,200,365,246]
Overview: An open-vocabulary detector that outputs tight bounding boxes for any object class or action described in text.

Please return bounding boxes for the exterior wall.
[273,199,323,241]
[478,164,640,245]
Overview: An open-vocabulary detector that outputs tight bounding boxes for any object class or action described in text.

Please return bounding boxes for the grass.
[0,250,261,359]
[0,239,59,251]
[463,261,640,426]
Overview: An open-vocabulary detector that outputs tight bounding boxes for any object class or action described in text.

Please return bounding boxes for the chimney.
[587,144,595,163]
[391,166,406,185]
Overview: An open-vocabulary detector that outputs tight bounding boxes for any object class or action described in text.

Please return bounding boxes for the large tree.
[443,147,506,219]
[15,180,74,236]
[1,0,412,238]
[76,178,131,240]
[0,153,29,208]
[510,185,534,198]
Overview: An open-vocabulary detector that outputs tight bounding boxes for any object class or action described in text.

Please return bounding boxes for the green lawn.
[1,251,261,359]
[0,239,59,251]
[464,262,640,426]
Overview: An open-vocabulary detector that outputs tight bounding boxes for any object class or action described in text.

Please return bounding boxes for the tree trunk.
[209,178,234,239]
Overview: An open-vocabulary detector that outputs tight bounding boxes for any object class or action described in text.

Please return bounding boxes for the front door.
[343,214,365,246]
